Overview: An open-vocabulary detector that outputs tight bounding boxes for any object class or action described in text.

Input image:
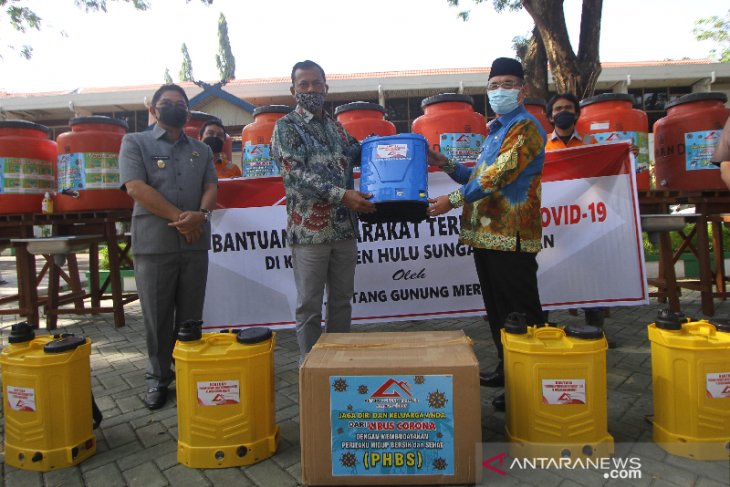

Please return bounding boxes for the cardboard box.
[299,331,482,486]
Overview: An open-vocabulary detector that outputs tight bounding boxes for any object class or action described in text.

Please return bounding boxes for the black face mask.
[203,136,224,153]
[553,111,576,130]
[157,105,188,129]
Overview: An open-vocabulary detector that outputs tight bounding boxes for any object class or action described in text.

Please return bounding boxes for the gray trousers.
[292,239,357,361]
[135,251,208,388]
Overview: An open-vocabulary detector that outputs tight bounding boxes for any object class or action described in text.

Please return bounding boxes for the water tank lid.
[253,105,293,116]
[524,97,547,106]
[564,323,604,340]
[665,92,728,110]
[580,93,634,108]
[708,318,730,333]
[69,116,129,130]
[335,101,385,115]
[0,120,50,134]
[504,312,528,334]
[8,322,35,344]
[189,111,219,121]
[44,334,86,353]
[421,93,474,109]
[237,327,273,344]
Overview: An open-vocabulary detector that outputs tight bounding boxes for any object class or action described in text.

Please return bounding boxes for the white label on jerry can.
[706,372,730,398]
[196,380,240,406]
[542,379,586,405]
[7,386,37,412]
[376,144,408,160]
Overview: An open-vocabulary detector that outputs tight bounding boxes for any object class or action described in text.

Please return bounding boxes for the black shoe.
[144,386,168,410]
[492,393,506,412]
[479,371,505,387]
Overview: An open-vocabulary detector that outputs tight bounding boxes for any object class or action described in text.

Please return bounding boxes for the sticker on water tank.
[57,152,120,190]
[542,379,586,404]
[242,142,279,177]
[590,121,610,131]
[0,157,55,194]
[684,130,722,171]
[196,380,240,406]
[705,372,730,398]
[375,143,408,160]
[439,133,485,164]
[6,386,36,412]
[586,131,649,171]
[330,374,455,476]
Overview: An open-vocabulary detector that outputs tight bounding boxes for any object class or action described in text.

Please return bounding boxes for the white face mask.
[488,88,520,115]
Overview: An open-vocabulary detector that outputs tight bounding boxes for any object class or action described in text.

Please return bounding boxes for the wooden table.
[639,190,730,316]
[2,210,137,329]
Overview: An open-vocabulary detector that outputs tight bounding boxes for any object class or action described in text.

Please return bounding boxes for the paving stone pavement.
[1,279,729,486]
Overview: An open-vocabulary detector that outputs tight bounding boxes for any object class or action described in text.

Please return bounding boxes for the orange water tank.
[334,101,396,141]
[524,97,553,133]
[184,111,233,162]
[55,116,132,212]
[241,105,292,177]
[577,93,650,190]
[412,93,487,166]
[653,92,730,191]
[0,121,57,215]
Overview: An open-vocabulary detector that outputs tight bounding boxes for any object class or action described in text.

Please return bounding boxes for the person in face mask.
[544,94,616,347]
[271,60,376,364]
[427,57,547,412]
[200,119,241,179]
[545,93,583,150]
[119,83,217,410]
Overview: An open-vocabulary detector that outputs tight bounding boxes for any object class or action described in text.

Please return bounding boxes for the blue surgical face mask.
[488,88,520,115]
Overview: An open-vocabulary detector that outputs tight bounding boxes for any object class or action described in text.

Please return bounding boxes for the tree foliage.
[164,67,173,84]
[215,12,236,82]
[694,10,730,62]
[179,43,194,82]
[1,0,213,58]
[447,0,603,98]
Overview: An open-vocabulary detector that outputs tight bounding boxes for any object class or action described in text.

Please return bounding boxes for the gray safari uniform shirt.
[118,124,217,254]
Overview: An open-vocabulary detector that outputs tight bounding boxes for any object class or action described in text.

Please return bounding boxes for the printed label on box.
[330,375,454,476]
[196,380,240,406]
[706,372,730,398]
[542,379,586,405]
[684,130,722,171]
[7,386,36,412]
[376,144,408,160]
[439,132,485,165]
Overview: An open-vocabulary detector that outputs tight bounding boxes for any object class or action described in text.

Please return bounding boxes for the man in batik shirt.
[427,57,547,412]
[271,60,376,363]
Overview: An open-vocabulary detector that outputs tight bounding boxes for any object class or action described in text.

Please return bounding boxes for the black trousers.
[473,248,545,361]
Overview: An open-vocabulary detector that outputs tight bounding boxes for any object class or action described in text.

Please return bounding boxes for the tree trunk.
[522,0,602,98]
[523,26,549,100]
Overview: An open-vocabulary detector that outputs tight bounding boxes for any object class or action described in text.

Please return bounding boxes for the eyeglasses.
[487,81,523,91]
[155,100,188,110]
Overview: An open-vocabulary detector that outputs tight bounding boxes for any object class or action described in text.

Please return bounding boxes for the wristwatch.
[200,208,211,223]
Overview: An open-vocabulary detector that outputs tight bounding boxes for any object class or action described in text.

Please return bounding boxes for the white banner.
[203,142,648,329]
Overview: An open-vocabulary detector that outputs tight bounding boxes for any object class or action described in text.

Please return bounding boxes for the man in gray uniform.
[119,83,217,409]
